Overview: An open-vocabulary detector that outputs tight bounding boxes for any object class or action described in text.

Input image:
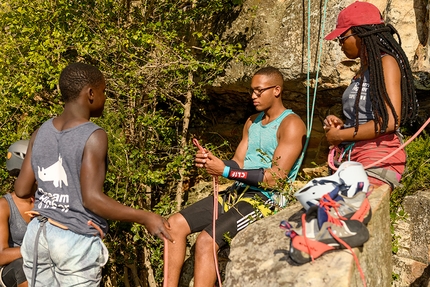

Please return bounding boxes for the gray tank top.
[342,69,374,128]
[31,118,108,235]
[4,193,27,247]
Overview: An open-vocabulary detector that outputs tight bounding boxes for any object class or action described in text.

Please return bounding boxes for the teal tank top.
[244,109,300,197]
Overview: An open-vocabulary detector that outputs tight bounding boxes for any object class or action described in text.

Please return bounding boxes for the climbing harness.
[328,117,430,172]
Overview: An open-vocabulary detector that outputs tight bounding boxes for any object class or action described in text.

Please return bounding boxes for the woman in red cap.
[323,1,418,190]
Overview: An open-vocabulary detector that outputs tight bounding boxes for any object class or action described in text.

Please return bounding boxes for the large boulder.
[223,184,391,286]
[392,190,430,287]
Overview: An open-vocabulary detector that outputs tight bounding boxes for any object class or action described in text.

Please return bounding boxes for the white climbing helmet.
[6,139,29,176]
[294,161,369,210]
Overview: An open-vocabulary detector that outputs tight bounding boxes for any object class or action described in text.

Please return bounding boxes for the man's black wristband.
[226,168,264,187]
[222,160,240,169]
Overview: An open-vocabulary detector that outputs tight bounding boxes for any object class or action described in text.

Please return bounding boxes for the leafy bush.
[0,0,245,286]
[390,131,430,255]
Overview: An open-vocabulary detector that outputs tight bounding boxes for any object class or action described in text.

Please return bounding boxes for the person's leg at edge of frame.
[166,213,192,287]
[193,230,219,287]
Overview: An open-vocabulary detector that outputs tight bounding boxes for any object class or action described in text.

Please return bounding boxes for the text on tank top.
[342,69,374,128]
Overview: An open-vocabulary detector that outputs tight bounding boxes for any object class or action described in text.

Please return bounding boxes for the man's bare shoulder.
[280,113,306,130]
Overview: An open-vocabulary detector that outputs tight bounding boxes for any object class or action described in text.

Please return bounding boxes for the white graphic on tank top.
[37,188,69,212]
[349,82,369,101]
[37,155,69,188]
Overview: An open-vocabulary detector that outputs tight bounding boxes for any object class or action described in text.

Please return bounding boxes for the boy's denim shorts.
[21,218,109,287]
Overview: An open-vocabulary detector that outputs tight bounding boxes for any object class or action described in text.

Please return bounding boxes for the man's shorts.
[180,184,274,248]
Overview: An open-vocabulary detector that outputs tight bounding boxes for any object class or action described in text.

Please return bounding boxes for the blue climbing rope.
[290,0,329,182]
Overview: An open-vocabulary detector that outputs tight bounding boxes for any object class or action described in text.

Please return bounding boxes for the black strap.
[227,168,264,187]
[31,216,48,287]
[223,160,240,169]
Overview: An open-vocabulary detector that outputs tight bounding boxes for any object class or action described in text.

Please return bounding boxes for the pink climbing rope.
[193,138,223,287]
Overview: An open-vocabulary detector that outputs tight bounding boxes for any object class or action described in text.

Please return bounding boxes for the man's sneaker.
[319,187,372,225]
[280,197,370,265]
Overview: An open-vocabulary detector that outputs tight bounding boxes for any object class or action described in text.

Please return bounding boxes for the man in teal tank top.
[166,67,307,287]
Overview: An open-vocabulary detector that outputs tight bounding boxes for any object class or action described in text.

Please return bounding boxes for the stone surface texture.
[223,185,391,287]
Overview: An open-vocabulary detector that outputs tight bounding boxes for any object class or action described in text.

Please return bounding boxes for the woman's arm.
[0,197,22,266]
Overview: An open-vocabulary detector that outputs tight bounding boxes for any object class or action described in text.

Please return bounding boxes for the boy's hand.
[141,211,174,243]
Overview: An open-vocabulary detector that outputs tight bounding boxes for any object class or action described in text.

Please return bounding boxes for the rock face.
[223,185,391,287]
[202,0,429,168]
[213,0,429,93]
[392,190,430,287]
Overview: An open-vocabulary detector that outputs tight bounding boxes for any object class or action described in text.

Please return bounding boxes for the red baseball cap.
[324,1,384,40]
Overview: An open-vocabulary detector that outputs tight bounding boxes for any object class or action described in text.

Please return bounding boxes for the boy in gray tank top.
[14,63,173,286]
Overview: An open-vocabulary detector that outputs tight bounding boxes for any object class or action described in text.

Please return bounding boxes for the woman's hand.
[323,115,344,130]
[325,127,343,147]
[324,115,344,148]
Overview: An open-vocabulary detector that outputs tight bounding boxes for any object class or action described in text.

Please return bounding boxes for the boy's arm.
[80,129,172,241]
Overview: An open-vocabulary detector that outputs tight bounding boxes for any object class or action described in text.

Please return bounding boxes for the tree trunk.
[125,261,143,287]
[142,245,157,287]
[174,71,193,211]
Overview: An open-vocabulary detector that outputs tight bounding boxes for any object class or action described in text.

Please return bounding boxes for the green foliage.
[390,132,430,212]
[392,271,400,282]
[390,132,430,254]
[222,231,232,245]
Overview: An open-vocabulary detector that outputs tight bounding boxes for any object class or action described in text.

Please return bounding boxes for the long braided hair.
[351,24,418,134]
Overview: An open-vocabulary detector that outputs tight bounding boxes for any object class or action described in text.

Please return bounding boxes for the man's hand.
[195,150,224,176]
[194,149,208,168]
